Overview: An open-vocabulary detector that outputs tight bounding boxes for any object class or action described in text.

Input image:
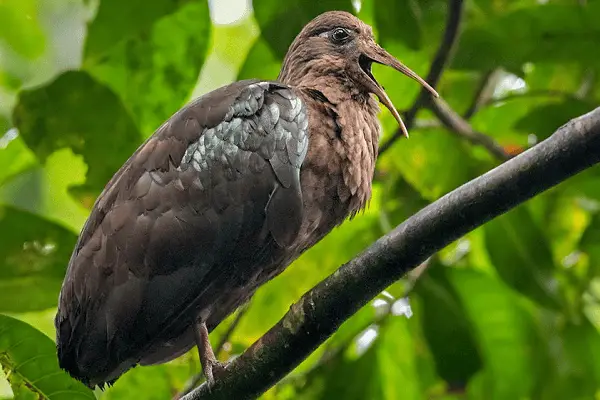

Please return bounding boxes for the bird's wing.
[55,79,309,385]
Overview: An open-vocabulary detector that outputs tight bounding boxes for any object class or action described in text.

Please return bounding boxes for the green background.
[1,0,600,398]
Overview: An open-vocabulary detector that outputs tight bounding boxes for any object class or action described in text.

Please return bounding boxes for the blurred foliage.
[1,0,600,399]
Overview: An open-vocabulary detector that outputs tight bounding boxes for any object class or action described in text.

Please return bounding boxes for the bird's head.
[279,11,439,137]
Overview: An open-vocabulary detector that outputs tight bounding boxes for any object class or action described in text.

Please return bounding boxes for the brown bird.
[55,10,438,389]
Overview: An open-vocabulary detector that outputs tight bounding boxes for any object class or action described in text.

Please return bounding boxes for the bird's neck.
[280,58,367,103]
[296,80,381,219]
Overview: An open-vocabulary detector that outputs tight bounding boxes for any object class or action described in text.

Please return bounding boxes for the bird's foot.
[203,359,228,389]
[194,321,228,391]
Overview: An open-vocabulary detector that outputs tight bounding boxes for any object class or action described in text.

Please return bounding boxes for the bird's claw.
[204,359,228,390]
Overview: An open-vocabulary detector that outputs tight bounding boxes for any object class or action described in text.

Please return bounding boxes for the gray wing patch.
[179,81,309,248]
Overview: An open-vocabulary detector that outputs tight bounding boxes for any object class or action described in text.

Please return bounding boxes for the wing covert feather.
[55,79,310,386]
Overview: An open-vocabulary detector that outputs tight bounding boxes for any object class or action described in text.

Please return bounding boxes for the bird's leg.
[193,321,225,388]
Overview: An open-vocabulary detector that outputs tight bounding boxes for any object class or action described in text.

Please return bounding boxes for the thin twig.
[463,69,497,119]
[379,0,464,155]
[429,96,511,161]
[183,106,600,400]
[173,303,251,399]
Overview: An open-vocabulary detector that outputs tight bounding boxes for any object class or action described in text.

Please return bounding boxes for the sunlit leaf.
[514,99,595,141]
[290,317,423,399]
[102,363,190,400]
[0,0,45,59]
[379,128,479,201]
[374,0,422,50]
[0,135,36,186]
[0,315,94,399]
[88,1,211,134]
[84,0,193,62]
[484,205,562,308]
[0,206,77,312]
[237,38,282,81]
[454,3,600,71]
[253,0,354,58]
[415,264,482,386]
[13,70,142,197]
[448,268,538,399]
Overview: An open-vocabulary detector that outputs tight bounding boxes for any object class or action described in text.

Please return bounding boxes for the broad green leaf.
[84,0,193,62]
[453,3,600,71]
[581,213,600,275]
[484,205,561,308]
[448,269,538,399]
[0,135,36,186]
[0,205,77,312]
[0,148,88,232]
[514,99,595,141]
[12,70,142,196]
[0,315,94,399]
[414,265,482,385]
[0,0,45,59]
[237,38,282,81]
[253,0,354,58]
[88,1,211,134]
[379,127,479,201]
[374,0,422,50]
[102,363,190,400]
[291,317,423,399]
[470,95,565,150]
[524,63,588,93]
[545,319,600,399]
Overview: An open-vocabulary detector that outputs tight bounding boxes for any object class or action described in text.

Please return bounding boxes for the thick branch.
[184,107,600,400]
[379,0,464,155]
[429,96,511,161]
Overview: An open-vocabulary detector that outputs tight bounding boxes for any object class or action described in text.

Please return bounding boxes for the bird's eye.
[330,28,350,44]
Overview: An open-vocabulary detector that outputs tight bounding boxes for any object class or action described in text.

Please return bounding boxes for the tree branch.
[379,0,464,155]
[183,107,600,400]
[429,96,511,161]
[463,69,499,119]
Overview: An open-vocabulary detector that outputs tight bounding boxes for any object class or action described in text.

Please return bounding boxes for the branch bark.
[183,107,600,400]
[379,0,464,155]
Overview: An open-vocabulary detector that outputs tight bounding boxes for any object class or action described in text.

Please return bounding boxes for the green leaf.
[0,135,37,186]
[415,264,482,386]
[0,148,89,232]
[84,0,193,62]
[580,213,600,275]
[379,128,479,201]
[0,0,46,59]
[448,268,538,399]
[0,315,94,399]
[514,99,594,141]
[103,363,190,400]
[374,0,422,50]
[253,0,354,58]
[0,206,77,312]
[453,4,600,71]
[548,319,600,398]
[484,205,561,308]
[293,317,423,399]
[12,70,142,196]
[88,1,211,134]
[237,38,282,81]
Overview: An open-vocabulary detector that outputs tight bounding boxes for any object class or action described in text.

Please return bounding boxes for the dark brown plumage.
[55,11,438,389]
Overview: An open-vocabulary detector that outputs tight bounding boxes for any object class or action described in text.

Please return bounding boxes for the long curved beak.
[361,43,439,138]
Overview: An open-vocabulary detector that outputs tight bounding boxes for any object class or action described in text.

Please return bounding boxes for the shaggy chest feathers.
[293,85,381,250]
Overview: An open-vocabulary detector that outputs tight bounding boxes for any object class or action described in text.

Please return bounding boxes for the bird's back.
[55,80,310,387]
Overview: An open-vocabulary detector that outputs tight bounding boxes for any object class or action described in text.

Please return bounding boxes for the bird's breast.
[293,96,381,251]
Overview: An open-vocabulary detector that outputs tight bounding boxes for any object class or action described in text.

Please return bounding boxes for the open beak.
[360,44,439,138]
